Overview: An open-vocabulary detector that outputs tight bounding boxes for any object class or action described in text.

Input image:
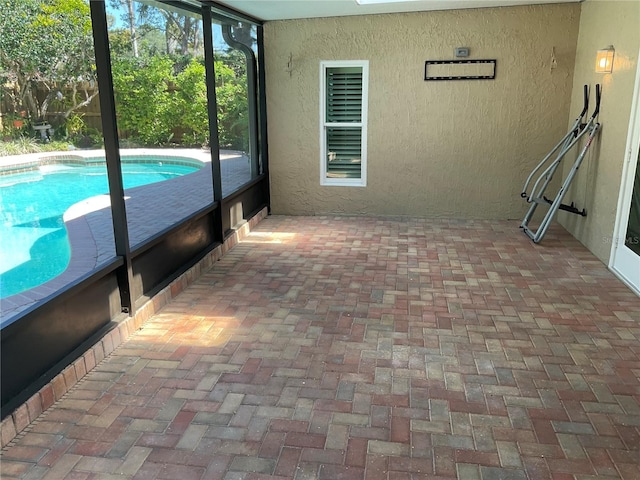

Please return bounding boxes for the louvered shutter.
[326,67,362,123]
[325,67,363,179]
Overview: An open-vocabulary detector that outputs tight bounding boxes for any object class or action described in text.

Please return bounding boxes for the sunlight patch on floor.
[245,231,296,244]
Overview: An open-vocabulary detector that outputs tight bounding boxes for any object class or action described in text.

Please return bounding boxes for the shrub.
[214,60,249,151]
[111,55,175,145]
[174,59,209,146]
[0,137,41,156]
[0,138,77,156]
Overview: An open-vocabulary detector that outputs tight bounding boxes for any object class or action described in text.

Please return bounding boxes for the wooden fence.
[1,84,103,133]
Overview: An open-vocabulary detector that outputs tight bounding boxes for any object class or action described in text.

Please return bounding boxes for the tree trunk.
[165,17,174,54]
[192,21,200,55]
[63,84,99,119]
[126,0,139,57]
[17,72,39,121]
[180,17,190,55]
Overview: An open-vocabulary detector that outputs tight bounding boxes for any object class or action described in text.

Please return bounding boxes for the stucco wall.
[558,0,640,263]
[264,4,580,218]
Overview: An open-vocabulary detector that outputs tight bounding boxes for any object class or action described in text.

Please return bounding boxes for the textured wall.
[264,4,580,218]
[558,0,640,263]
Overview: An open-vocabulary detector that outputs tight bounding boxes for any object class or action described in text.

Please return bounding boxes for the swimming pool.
[0,155,203,298]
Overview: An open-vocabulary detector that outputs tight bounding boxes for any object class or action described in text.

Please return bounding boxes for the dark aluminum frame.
[1,0,269,417]
[424,59,497,81]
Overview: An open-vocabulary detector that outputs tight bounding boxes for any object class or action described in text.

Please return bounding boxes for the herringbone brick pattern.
[2,215,639,479]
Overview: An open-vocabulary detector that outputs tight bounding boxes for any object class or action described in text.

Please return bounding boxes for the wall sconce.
[595,45,615,73]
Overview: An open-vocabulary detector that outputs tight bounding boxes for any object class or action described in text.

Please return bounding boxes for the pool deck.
[0,148,253,323]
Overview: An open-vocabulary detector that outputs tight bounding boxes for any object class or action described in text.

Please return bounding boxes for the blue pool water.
[0,157,200,298]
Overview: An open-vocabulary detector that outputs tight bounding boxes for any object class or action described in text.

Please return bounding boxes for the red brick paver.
[2,215,639,479]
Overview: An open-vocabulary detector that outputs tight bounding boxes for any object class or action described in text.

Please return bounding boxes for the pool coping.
[0,148,213,175]
[0,148,249,323]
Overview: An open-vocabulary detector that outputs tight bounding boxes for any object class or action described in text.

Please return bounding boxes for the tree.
[0,0,98,123]
[163,12,201,57]
[108,0,139,57]
[135,3,203,57]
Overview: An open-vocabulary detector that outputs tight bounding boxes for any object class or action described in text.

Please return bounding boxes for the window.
[107,2,214,250]
[320,61,368,186]
[213,21,261,196]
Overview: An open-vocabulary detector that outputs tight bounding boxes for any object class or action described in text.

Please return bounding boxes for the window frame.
[319,60,369,187]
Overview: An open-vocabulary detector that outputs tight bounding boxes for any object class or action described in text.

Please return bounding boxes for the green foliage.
[110,54,249,149]
[0,137,72,156]
[111,55,175,144]
[1,115,29,139]
[105,1,250,149]
[1,0,252,151]
[65,114,87,137]
[57,113,103,148]
[0,136,41,156]
[106,29,136,58]
[0,0,96,120]
[214,57,249,151]
[107,25,166,58]
[174,60,209,146]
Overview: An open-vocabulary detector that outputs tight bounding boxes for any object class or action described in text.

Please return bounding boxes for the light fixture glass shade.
[595,46,615,73]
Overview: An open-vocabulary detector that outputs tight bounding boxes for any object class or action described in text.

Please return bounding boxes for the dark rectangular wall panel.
[1,274,121,415]
[221,176,269,236]
[131,214,216,300]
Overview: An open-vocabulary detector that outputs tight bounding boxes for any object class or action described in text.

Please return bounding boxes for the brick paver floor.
[2,215,639,479]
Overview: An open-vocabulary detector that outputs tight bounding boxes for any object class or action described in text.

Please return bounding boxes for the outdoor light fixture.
[595,45,615,73]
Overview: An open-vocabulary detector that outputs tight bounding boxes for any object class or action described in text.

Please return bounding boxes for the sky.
[105,0,234,53]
